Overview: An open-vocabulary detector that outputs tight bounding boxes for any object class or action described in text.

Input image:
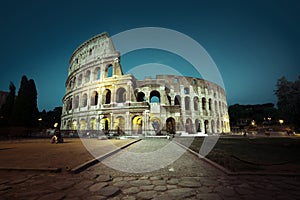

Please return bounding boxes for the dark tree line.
[0,75,39,127]
[275,76,300,131]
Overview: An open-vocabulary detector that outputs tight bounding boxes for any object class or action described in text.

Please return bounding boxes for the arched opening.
[211,120,215,133]
[79,119,87,130]
[100,117,110,134]
[204,120,209,134]
[166,117,176,135]
[72,120,77,130]
[107,64,113,77]
[74,95,79,108]
[193,96,199,111]
[137,92,146,102]
[215,100,218,114]
[67,98,73,111]
[104,89,111,104]
[202,98,206,110]
[151,118,161,135]
[91,91,98,106]
[184,87,189,94]
[94,67,101,80]
[185,96,190,110]
[217,120,220,133]
[174,95,181,105]
[195,119,201,132]
[116,87,126,103]
[185,118,193,134]
[150,90,160,103]
[115,116,125,134]
[209,98,212,110]
[77,74,82,86]
[132,115,143,134]
[89,118,97,130]
[167,95,171,105]
[85,70,91,83]
[82,93,87,107]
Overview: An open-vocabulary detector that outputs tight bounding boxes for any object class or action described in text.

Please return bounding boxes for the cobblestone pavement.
[0,139,299,200]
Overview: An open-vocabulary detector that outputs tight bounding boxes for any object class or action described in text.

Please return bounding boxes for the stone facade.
[61,32,230,135]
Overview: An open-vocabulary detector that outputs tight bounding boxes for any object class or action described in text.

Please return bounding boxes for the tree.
[11,75,39,127]
[0,82,16,127]
[275,75,300,131]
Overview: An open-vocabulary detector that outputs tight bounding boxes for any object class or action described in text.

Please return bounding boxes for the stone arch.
[150,117,161,135]
[74,95,79,108]
[132,115,143,134]
[77,74,82,86]
[79,119,87,130]
[193,96,199,111]
[185,96,190,110]
[100,117,110,132]
[150,90,160,103]
[106,64,113,78]
[115,116,125,132]
[94,67,101,80]
[208,98,212,110]
[184,87,189,94]
[211,120,215,133]
[72,120,77,130]
[204,120,209,134]
[85,70,91,83]
[116,87,126,103]
[103,89,111,104]
[185,118,193,133]
[202,97,206,110]
[166,117,176,134]
[195,119,201,132]
[89,118,97,130]
[137,91,146,102]
[174,95,181,105]
[214,100,218,114]
[90,91,98,106]
[81,93,87,107]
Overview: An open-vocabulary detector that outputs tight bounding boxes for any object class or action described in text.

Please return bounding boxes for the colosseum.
[61,32,230,136]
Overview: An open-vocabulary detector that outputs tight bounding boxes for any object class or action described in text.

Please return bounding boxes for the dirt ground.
[0,138,136,171]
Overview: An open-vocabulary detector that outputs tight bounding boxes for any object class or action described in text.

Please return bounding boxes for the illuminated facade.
[61,32,230,135]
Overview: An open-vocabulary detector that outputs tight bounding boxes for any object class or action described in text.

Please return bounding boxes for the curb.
[70,139,142,173]
[0,167,61,173]
[173,140,300,177]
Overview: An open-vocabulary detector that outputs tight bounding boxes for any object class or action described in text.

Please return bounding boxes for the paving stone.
[196,193,223,200]
[85,195,107,200]
[139,176,149,180]
[154,185,167,191]
[51,181,75,190]
[113,181,130,188]
[152,180,166,186]
[165,188,196,198]
[178,180,202,188]
[234,187,253,195]
[123,177,137,181]
[112,177,124,182]
[129,179,151,186]
[140,185,154,191]
[122,196,136,200]
[66,189,88,198]
[122,187,140,194]
[197,186,214,193]
[74,180,94,189]
[96,175,112,182]
[166,185,177,190]
[167,178,179,185]
[97,186,120,197]
[89,182,109,192]
[149,176,163,180]
[136,191,157,199]
[37,192,66,200]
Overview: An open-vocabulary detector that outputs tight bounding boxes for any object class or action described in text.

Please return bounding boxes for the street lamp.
[279,119,284,126]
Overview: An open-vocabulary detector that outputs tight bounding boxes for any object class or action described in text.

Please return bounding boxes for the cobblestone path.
[0,139,299,199]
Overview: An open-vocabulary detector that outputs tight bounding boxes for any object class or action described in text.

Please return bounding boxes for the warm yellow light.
[38,118,42,121]
[54,123,58,128]
[279,119,284,125]
[251,120,255,126]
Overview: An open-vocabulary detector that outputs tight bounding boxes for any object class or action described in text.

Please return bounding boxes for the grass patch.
[176,137,300,172]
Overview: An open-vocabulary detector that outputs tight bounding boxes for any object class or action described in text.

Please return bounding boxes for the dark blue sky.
[0,0,299,111]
